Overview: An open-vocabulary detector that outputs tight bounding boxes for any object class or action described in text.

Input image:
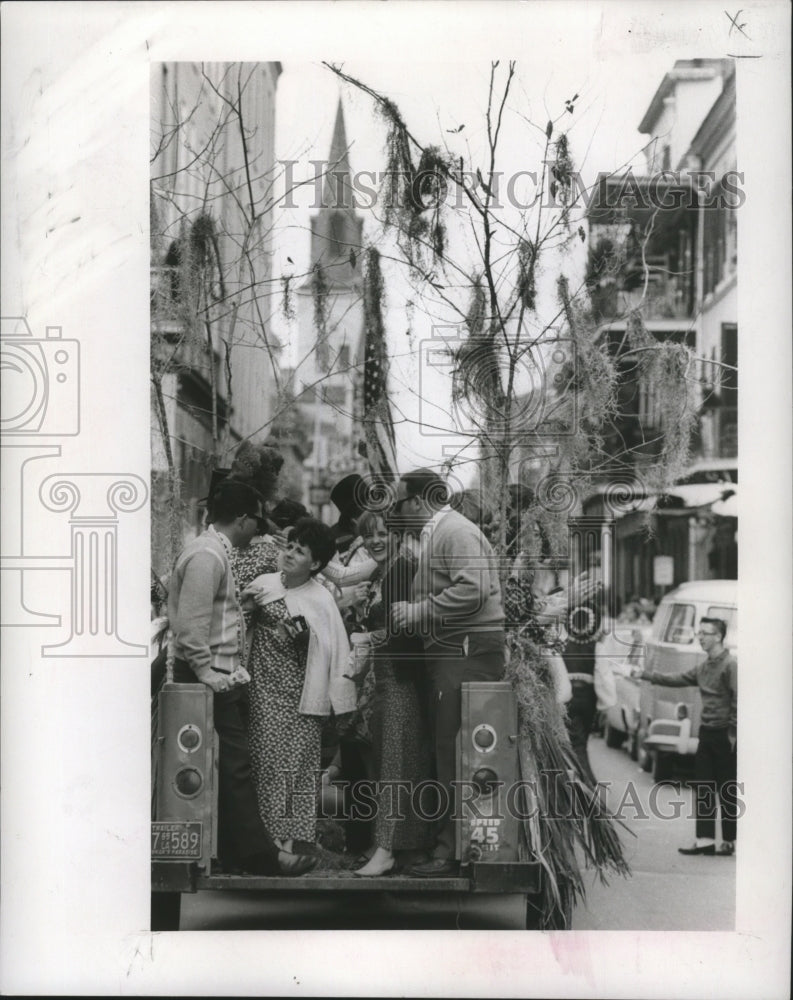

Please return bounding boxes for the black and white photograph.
[2,1,791,995]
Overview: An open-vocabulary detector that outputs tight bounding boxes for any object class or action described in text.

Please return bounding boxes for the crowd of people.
[158,440,614,878]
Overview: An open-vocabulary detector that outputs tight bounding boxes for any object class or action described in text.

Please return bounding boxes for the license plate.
[152,821,203,859]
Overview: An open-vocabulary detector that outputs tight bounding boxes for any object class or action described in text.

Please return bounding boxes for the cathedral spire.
[307,96,364,288]
[322,98,355,211]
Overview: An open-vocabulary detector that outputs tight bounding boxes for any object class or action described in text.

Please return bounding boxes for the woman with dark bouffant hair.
[229,440,284,503]
[224,440,286,590]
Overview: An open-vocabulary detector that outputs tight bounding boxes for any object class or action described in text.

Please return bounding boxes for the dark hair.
[400,468,449,509]
[208,480,263,524]
[287,517,337,574]
[269,498,309,529]
[229,440,284,502]
[700,616,727,641]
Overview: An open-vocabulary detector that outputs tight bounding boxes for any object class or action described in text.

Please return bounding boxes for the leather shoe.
[678,844,715,856]
[277,852,319,876]
[406,857,459,877]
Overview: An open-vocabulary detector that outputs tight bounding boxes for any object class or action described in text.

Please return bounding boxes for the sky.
[267,3,743,478]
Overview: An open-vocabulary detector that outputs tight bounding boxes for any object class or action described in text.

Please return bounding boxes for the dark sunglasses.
[392,495,414,513]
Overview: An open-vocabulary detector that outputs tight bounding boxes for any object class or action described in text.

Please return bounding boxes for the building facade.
[150,61,282,576]
[585,59,738,606]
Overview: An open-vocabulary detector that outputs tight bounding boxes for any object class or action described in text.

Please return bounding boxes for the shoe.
[716,841,735,857]
[353,859,396,877]
[406,857,460,878]
[678,844,716,856]
[277,852,319,876]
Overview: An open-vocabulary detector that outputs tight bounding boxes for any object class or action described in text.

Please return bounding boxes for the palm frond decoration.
[507,631,632,927]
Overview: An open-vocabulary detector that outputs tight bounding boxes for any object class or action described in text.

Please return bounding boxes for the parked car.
[637,580,737,781]
[599,622,653,757]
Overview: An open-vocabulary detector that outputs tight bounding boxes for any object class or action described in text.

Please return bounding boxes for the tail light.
[456,681,521,864]
[174,767,204,798]
[471,767,499,797]
[153,683,217,867]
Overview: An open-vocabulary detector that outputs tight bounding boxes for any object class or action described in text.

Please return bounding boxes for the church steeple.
[309,98,363,289]
[321,99,355,211]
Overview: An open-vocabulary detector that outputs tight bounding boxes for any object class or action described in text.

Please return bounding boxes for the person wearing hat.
[322,472,379,607]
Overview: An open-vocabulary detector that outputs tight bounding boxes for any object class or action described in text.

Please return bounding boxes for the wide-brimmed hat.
[329,473,365,515]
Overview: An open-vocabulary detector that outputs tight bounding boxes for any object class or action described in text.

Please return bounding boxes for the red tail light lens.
[174,767,203,797]
[471,767,499,796]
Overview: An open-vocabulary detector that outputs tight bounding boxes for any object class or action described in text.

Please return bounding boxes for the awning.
[663,483,736,510]
[710,492,738,518]
[587,483,737,518]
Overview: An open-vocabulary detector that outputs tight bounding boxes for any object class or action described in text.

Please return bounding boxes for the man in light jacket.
[168,478,316,877]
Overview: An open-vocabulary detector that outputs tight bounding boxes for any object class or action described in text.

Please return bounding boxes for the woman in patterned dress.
[352,511,432,877]
[241,518,356,851]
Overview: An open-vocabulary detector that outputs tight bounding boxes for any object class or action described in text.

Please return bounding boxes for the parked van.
[638,580,737,781]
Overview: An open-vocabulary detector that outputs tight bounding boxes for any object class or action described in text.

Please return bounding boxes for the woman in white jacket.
[241,518,356,853]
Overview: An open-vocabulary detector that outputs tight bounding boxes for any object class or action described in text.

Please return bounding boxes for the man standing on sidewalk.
[390,469,506,877]
[168,478,317,877]
[633,616,737,857]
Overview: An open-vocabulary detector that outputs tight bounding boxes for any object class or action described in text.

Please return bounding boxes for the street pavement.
[571,731,736,931]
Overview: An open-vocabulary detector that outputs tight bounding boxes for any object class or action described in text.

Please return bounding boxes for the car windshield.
[662,603,696,644]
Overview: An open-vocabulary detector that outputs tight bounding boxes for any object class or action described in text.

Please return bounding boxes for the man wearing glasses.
[390,469,506,877]
[633,617,737,857]
[168,479,317,876]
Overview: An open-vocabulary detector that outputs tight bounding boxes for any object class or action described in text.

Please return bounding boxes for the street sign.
[653,555,674,586]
